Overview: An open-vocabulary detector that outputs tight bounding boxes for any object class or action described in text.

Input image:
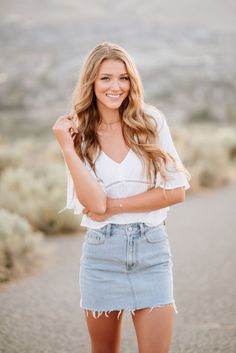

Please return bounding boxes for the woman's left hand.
[82,207,112,222]
[82,197,123,222]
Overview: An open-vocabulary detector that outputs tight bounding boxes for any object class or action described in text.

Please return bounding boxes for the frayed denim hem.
[83,301,178,320]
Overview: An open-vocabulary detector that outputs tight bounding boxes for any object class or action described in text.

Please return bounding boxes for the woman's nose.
[110,79,121,90]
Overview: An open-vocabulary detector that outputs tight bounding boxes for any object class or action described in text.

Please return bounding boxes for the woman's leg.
[131,305,174,353]
[84,309,124,353]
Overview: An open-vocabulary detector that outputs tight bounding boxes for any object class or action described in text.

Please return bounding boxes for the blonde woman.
[52,42,191,353]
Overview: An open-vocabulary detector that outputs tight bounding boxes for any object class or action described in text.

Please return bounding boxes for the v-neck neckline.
[101,148,131,166]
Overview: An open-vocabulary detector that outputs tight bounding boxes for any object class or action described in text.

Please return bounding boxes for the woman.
[52,42,191,353]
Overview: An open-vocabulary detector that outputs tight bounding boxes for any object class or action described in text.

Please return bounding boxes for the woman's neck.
[97,102,121,125]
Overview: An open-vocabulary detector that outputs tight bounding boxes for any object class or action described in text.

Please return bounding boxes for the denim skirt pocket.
[84,229,106,245]
[144,224,168,243]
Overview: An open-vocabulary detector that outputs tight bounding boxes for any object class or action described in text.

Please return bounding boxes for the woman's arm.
[108,186,185,214]
[53,114,107,214]
[63,147,107,214]
[82,186,185,221]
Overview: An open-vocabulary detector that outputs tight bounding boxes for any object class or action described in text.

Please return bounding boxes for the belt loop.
[139,223,145,238]
[105,223,111,238]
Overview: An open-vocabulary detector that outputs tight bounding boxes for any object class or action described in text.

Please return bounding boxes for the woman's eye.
[121,77,129,80]
[101,77,109,80]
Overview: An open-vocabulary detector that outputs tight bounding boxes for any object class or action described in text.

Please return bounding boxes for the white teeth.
[107,94,121,98]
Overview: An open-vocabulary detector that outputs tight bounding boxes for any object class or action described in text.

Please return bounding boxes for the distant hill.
[1,0,236,140]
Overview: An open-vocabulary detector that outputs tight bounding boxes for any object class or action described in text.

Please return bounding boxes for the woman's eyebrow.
[100,72,128,76]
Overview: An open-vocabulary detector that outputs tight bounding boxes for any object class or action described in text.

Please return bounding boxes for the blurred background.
[0,1,236,352]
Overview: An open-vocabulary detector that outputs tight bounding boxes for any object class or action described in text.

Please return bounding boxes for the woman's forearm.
[63,147,107,213]
[108,186,185,214]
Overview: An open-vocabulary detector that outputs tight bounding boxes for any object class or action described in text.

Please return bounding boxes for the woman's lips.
[106,94,122,99]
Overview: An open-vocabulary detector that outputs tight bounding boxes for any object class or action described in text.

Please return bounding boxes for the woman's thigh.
[131,305,174,353]
[84,309,124,353]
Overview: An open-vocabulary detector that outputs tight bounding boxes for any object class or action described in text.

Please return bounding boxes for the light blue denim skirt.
[79,221,178,319]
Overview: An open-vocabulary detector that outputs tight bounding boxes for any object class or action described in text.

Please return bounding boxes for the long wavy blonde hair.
[69,42,191,190]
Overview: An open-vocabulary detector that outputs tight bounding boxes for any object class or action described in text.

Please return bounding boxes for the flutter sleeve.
[152,109,191,190]
[57,159,107,215]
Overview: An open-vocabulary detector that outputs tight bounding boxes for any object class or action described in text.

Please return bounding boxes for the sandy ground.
[0,182,235,353]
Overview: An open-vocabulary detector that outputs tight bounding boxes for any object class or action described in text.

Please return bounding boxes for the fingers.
[58,114,72,121]
[56,114,74,126]
[53,114,78,134]
[65,115,78,133]
[82,208,94,218]
[69,126,78,134]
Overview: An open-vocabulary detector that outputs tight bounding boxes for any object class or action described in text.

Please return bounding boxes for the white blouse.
[58,104,191,229]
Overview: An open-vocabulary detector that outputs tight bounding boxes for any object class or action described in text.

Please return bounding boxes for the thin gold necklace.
[101,119,121,126]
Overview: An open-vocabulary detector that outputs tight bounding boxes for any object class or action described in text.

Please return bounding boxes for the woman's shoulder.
[143,103,166,132]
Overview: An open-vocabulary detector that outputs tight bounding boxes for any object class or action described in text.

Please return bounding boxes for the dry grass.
[0,209,51,283]
[172,123,236,191]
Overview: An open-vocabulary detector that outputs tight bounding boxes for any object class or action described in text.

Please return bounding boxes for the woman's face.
[94,59,130,112]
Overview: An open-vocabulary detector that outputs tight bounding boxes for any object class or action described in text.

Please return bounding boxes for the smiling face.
[94,59,131,113]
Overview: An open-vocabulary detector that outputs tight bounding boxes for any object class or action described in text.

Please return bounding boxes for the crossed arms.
[63,147,185,222]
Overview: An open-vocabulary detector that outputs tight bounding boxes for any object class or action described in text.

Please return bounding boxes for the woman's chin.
[104,102,122,109]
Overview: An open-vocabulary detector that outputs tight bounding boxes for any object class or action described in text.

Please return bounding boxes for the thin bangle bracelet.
[110,203,123,209]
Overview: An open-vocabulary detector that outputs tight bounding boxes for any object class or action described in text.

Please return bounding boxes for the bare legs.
[84,310,124,353]
[132,305,174,353]
[84,304,174,353]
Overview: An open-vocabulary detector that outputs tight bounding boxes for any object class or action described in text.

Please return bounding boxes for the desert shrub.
[188,107,217,124]
[227,104,236,125]
[34,162,83,234]
[218,127,236,163]
[40,140,63,164]
[175,123,236,190]
[14,138,63,168]
[0,208,50,283]
[0,145,23,173]
[0,166,46,227]
[0,163,82,235]
[0,80,26,111]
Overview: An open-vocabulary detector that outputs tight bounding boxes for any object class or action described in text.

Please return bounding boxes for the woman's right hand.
[52,114,78,151]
